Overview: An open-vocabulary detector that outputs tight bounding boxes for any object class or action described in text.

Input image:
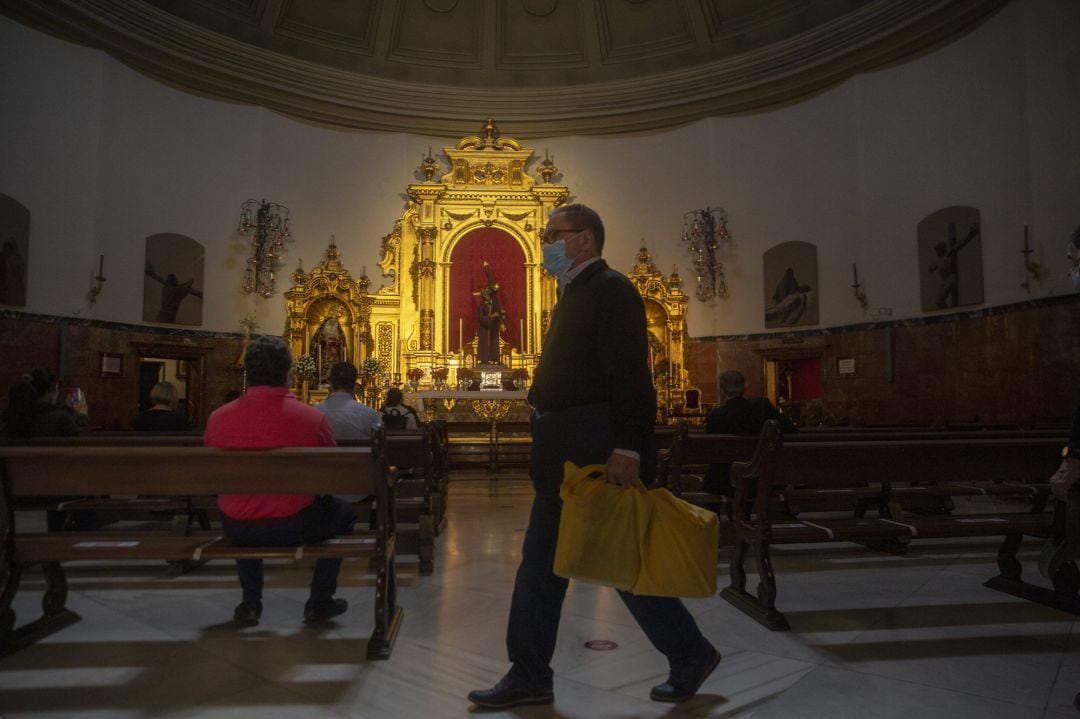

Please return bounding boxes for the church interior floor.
[1,479,1077,718]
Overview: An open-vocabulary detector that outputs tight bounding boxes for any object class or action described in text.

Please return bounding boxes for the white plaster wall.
[1,0,1076,337]
[0,18,103,317]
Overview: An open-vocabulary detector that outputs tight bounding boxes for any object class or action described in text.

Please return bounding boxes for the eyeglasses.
[541,227,584,244]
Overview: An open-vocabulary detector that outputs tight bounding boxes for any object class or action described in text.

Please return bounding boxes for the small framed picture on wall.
[176,360,188,379]
[100,352,123,378]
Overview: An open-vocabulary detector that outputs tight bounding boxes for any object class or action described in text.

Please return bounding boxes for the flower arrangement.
[293,354,318,384]
[406,367,424,382]
[512,368,529,380]
[360,357,383,378]
[431,367,449,382]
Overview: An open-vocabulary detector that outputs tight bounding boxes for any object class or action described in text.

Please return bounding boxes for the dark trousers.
[506,403,710,689]
[221,495,357,605]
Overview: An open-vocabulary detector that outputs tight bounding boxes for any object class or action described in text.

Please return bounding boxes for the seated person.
[703,370,795,495]
[4,367,89,437]
[4,368,94,530]
[314,362,381,441]
[204,336,357,626]
[380,387,420,430]
[133,381,190,431]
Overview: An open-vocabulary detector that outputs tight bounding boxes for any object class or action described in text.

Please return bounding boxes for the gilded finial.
[538,149,559,184]
[419,146,440,182]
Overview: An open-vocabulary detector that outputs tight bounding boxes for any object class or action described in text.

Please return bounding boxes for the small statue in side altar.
[315,315,346,385]
[475,261,506,365]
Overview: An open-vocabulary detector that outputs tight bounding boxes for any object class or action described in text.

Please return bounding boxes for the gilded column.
[417,226,437,351]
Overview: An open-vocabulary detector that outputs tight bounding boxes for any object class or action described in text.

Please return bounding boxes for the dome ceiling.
[2,0,1006,136]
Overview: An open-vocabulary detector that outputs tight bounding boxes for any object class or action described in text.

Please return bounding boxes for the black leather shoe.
[303,597,348,623]
[467,677,554,710]
[233,601,262,625]
[650,645,721,703]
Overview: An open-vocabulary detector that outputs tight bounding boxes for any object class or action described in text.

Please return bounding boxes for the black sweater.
[528,259,656,455]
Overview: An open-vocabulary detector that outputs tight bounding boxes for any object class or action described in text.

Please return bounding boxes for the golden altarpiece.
[283,121,692,420]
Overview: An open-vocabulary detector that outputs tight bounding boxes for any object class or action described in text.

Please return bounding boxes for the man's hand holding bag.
[553,462,718,598]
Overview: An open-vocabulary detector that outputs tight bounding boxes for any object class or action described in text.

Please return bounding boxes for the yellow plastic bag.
[631,488,719,598]
[554,462,652,590]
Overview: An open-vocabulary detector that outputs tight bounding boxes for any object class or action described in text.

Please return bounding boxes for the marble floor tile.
[751,665,1046,719]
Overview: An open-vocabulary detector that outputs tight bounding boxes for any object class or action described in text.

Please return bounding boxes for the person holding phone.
[3,367,94,530]
[3,367,89,437]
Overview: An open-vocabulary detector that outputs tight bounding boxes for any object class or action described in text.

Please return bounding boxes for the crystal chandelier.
[681,207,730,301]
[237,199,292,297]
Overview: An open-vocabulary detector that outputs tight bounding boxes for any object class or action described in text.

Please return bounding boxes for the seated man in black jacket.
[703,370,795,495]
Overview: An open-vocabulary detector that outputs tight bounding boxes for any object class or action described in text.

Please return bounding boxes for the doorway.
[130,342,210,429]
[138,357,191,417]
[762,353,824,427]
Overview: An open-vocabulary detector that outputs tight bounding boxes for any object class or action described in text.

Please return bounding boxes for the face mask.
[1071,263,1080,291]
[542,239,573,278]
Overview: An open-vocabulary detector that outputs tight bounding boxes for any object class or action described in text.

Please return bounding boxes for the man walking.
[468,204,719,709]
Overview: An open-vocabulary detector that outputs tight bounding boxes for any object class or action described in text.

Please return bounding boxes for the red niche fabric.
[449,228,526,353]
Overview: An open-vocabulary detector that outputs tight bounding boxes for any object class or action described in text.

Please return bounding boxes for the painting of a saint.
[763,241,819,328]
[0,194,30,307]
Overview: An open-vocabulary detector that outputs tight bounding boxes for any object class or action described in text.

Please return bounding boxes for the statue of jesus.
[476,262,505,365]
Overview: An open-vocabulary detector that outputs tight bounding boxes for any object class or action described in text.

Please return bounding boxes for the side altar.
[281,119,696,420]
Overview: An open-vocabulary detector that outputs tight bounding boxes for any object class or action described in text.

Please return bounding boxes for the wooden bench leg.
[720,527,791,631]
[1,561,81,658]
[983,533,1080,616]
[367,552,404,660]
[165,512,210,576]
[418,513,435,575]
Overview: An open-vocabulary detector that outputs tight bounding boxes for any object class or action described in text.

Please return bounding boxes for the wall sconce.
[851,263,868,310]
[88,254,106,304]
[1020,225,1045,294]
[681,207,730,301]
[237,199,292,298]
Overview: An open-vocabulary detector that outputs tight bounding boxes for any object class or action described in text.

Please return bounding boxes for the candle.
[852,263,858,284]
[459,317,463,352]
[1023,225,1029,251]
[98,254,104,278]
[520,318,525,348]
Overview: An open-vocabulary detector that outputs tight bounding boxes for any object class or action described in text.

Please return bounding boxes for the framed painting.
[763,241,819,328]
[917,206,984,312]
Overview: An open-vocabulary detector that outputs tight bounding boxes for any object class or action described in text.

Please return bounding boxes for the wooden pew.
[341,426,438,574]
[445,419,531,474]
[720,421,1078,630]
[664,424,1067,518]
[10,430,440,574]
[0,441,403,659]
[428,420,450,533]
